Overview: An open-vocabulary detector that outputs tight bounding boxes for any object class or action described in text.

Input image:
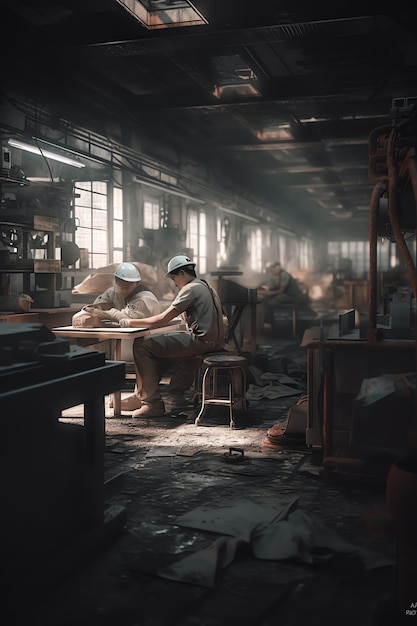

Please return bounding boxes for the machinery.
[368,98,417,337]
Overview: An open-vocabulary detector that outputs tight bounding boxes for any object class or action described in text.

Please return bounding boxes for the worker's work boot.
[121,394,142,411]
[132,400,165,418]
[167,392,192,411]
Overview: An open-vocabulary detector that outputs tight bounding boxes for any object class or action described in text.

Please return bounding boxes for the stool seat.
[195,354,248,429]
[202,354,247,367]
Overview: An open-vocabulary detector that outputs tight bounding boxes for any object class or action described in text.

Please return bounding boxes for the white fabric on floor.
[157,498,394,587]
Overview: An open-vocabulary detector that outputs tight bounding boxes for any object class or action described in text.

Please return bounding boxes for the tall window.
[278,234,287,266]
[143,197,161,229]
[299,236,313,269]
[249,227,263,272]
[113,186,124,264]
[74,181,109,269]
[73,180,124,268]
[187,208,207,273]
[327,240,403,275]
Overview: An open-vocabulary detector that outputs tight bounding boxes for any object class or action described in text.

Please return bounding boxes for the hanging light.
[8,139,86,168]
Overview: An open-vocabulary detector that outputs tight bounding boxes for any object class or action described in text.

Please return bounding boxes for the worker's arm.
[84,301,180,328]
[119,303,180,328]
[257,286,285,296]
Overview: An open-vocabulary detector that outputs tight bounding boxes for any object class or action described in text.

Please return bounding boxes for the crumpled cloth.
[158,498,393,587]
[246,381,303,400]
[246,370,306,400]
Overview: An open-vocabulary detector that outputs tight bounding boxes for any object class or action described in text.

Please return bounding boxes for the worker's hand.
[72,310,102,328]
[119,318,131,328]
[83,305,108,319]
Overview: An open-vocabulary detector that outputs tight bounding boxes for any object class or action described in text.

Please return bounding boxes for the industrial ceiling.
[1,1,417,238]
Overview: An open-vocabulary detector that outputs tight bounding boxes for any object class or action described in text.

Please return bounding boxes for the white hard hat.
[166,254,196,276]
[114,262,141,282]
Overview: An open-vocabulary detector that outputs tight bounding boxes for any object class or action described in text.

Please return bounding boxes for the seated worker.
[83,262,161,325]
[108,254,225,418]
[80,262,161,409]
[258,261,310,327]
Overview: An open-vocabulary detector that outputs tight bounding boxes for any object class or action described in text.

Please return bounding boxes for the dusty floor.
[5,332,406,626]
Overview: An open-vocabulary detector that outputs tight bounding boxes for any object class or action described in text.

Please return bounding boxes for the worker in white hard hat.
[83,261,161,331]
[117,254,225,418]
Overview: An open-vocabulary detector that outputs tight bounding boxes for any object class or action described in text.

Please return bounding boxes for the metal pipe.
[368,181,386,340]
[386,129,417,300]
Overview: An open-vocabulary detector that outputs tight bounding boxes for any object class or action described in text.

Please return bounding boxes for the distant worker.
[258,261,311,327]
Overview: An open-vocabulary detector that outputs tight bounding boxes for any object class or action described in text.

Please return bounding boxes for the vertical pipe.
[405,150,417,452]
[386,132,417,299]
[368,182,386,341]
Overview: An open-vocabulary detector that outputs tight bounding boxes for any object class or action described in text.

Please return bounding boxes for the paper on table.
[53,325,149,332]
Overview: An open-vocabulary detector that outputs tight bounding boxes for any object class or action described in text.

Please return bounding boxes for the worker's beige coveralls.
[93,285,160,321]
[132,279,225,404]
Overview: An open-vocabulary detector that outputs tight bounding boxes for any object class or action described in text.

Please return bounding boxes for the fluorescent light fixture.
[219,207,259,223]
[256,126,294,142]
[212,54,260,100]
[134,175,205,204]
[8,139,86,168]
[35,138,105,165]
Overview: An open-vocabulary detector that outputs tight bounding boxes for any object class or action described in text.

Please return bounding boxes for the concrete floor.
[5,334,405,626]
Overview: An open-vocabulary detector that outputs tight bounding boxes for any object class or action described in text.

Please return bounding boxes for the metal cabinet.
[306,339,416,478]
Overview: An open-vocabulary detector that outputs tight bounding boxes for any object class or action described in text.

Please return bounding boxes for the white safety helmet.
[165,254,196,276]
[114,262,141,282]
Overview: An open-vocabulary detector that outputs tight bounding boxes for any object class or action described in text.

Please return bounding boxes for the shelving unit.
[1,177,77,308]
[0,213,62,303]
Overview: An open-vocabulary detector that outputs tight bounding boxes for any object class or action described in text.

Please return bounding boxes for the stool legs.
[194,366,211,426]
[194,365,247,428]
[227,381,235,429]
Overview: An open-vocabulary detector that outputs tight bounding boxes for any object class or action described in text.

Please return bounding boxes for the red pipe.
[386,129,417,300]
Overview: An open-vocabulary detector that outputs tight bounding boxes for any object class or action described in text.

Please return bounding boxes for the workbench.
[31,304,83,328]
[0,311,40,323]
[223,298,259,354]
[306,337,416,478]
[0,343,126,613]
[210,271,259,354]
[53,321,184,414]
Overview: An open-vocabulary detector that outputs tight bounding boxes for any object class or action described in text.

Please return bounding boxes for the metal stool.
[194,353,248,428]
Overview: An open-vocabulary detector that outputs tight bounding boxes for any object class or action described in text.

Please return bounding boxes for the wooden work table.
[223,299,259,355]
[210,272,259,355]
[53,321,184,415]
[0,305,82,328]
[31,304,83,329]
[0,311,40,323]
